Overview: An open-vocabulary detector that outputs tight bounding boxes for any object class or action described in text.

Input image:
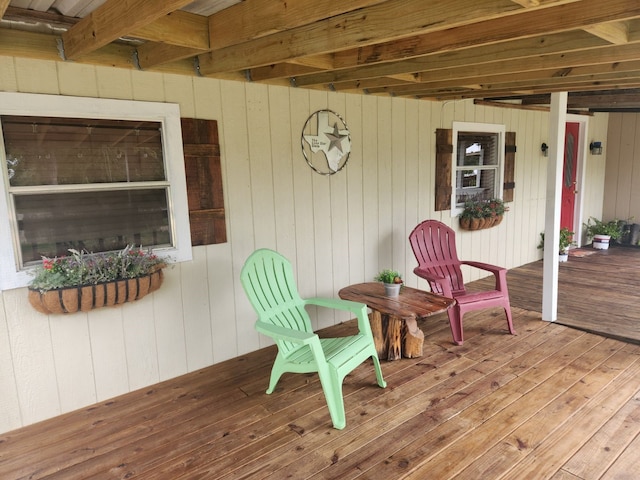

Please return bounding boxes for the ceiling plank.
[198,0,525,76]
[208,0,389,50]
[359,57,640,94]
[331,0,632,70]
[61,0,195,60]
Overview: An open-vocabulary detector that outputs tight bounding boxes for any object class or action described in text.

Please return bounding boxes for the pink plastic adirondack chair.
[409,220,515,345]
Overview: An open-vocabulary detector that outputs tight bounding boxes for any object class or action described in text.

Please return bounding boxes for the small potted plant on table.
[374,269,403,297]
[583,217,623,250]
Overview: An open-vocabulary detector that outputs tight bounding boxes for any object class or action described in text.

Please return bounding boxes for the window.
[0,93,192,290]
[452,122,505,211]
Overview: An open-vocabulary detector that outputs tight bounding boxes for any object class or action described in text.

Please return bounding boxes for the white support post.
[542,92,568,322]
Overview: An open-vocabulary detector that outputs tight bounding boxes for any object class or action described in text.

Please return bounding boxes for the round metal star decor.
[301,109,351,175]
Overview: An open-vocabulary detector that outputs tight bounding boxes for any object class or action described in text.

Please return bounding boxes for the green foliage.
[459,198,508,220]
[374,269,403,284]
[29,245,168,292]
[583,217,624,240]
[537,227,575,254]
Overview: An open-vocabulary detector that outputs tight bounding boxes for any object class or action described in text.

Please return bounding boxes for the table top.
[338,282,455,319]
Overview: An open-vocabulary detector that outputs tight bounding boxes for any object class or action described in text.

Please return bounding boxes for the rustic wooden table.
[338,282,455,361]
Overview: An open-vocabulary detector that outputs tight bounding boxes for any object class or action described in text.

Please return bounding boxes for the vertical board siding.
[0,55,610,434]
[605,113,640,225]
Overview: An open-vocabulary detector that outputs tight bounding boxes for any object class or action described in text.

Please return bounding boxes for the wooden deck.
[475,245,640,344]
[2,247,640,479]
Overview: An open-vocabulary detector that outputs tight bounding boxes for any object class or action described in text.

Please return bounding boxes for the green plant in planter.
[374,269,403,285]
[583,217,623,240]
[537,227,575,254]
[459,197,508,220]
[29,245,168,292]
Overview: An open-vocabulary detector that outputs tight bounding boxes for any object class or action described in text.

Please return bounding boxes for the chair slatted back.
[240,249,313,355]
[409,220,466,295]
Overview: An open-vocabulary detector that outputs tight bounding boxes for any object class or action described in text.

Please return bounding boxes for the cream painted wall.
[603,112,640,228]
[0,56,610,434]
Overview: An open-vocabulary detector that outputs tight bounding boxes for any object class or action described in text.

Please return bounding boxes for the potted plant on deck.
[538,227,575,262]
[583,217,623,250]
[374,269,403,297]
[28,245,168,314]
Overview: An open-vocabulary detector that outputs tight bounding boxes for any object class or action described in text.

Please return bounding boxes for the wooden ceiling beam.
[132,11,209,49]
[0,0,11,18]
[198,0,524,76]
[417,81,640,101]
[249,63,323,82]
[61,0,195,60]
[208,0,387,51]
[583,21,630,44]
[137,44,202,69]
[292,0,640,87]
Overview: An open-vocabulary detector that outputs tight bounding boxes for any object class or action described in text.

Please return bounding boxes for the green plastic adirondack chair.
[240,248,386,430]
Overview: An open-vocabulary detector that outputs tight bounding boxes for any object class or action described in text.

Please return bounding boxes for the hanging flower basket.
[28,270,164,314]
[27,246,169,315]
[460,215,504,230]
[459,198,507,231]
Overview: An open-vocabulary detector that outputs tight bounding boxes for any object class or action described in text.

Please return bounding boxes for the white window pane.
[15,189,171,264]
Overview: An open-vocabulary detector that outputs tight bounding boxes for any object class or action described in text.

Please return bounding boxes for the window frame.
[0,92,193,291]
[451,121,506,216]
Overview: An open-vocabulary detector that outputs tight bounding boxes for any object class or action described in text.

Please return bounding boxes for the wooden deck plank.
[1,247,640,480]
[561,386,640,479]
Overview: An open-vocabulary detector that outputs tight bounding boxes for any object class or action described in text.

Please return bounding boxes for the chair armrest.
[461,261,508,292]
[413,267,454,298]
[306,297,367,316]
[255,321,317,345]
[461,260,506,275]
[306,297,373,337]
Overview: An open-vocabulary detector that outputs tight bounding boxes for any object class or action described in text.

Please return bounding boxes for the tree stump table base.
[369,311,424,361]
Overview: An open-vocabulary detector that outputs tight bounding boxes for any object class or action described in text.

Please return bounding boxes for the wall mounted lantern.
[590,141,603,155]
[541,142,549,157]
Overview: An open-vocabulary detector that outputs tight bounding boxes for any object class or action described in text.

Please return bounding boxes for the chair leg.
[504,302,516,335]
[447,307,464,346]
[317,367,346,430]
[266,354,287,394]
[370,350,387,388]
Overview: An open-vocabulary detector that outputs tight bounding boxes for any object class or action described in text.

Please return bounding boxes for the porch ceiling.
[3,1,640,112]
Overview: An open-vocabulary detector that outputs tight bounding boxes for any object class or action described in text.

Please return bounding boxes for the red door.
[561,122,579,231]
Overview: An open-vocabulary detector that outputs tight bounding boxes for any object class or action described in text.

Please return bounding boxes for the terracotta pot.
[27,270,164,315]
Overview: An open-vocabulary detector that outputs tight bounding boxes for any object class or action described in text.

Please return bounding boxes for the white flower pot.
[384,283,401,297]
[559,253,569,262]
[593,234,611,250]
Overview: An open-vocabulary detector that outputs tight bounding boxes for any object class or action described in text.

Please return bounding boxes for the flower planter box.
[28,270,164,315]
[459,214,503,231]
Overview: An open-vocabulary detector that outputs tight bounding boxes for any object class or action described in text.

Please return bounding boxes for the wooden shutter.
[181,118,227,245]
[434,128,516,210]
[435,128,453,211]
[503,131,516,203]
